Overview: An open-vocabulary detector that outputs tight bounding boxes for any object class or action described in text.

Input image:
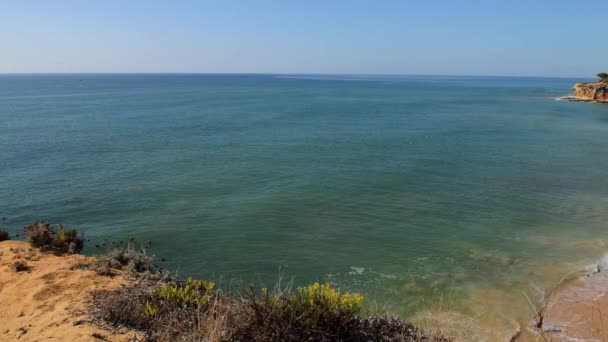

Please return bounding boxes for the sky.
[0,0,605,77]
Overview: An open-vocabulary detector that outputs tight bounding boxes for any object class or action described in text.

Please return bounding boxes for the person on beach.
[535,312,543,329]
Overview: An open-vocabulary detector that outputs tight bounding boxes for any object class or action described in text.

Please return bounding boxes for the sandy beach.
[515,261,608,341]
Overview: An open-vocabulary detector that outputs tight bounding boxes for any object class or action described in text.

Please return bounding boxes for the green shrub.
[154,284,210,307]
[233,282,448,341]
[93,279,446,342]
[92,241,155,276]
[234,283,366,341]
[186,277,215,292]
[25,222,53,248]
[53,225,84,253]
[297,282,364,313]
[24,222,83,254]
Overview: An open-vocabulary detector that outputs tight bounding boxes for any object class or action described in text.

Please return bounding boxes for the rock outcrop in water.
[569,80,608,103]
[573,81,608,103]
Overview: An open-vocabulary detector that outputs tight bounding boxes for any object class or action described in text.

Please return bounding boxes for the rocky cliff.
[572,81,608,103]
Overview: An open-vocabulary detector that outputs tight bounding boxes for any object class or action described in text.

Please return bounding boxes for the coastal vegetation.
[91,239,156,276]
[1,222,446,341]
[24,221,84,254]
[2,221,608,340]
[91,237,446,341]
[598,72,608,82]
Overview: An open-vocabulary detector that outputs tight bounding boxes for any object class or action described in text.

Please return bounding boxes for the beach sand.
[516,265,608,341]
[542,270,608,340]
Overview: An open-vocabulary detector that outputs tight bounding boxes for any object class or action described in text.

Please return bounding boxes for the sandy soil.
[0,240,139,342]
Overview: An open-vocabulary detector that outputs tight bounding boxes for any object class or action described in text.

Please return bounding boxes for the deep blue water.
[2,74,608,332]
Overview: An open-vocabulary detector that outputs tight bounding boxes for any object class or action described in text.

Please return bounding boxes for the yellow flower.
[298,283,364,313]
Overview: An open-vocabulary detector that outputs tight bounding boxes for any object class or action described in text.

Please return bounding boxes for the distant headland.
[561,73,608,103]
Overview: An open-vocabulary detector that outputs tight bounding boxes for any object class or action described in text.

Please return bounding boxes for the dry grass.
[415,310,482,342]
[91,278,232,341]
[400,280,475,341]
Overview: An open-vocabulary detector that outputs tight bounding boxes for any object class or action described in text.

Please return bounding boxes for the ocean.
[1,74,607,338]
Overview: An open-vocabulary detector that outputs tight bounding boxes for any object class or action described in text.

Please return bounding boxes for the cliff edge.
[572,80,608,103]
[0,241,138,341]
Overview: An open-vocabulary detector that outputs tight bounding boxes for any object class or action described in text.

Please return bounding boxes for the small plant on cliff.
[92,240,156,276]
[0,230,9,242]
[11,260,30,272]
[154,284,211,307]
[186,277,215,292]
[25,222,53,248]
[144,301,160,318]
[598,73,608,82]
[54,225,84,253]
[298,282,365,313]
[24,222,84,254]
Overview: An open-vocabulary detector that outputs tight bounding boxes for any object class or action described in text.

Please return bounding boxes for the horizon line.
[0,72,595,79]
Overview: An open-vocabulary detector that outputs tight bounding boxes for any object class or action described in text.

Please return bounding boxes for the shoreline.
[2,238,607,341]
[514,256,608,341]
[539,262,608,340]
[556,95,596,102]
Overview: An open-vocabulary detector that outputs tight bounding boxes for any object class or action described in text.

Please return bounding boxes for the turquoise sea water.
[2,74,608,337]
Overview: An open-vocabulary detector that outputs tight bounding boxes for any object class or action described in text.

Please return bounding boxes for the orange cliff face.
[572,81,608,103]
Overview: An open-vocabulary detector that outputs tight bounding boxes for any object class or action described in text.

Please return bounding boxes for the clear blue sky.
[0,0,605,77]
